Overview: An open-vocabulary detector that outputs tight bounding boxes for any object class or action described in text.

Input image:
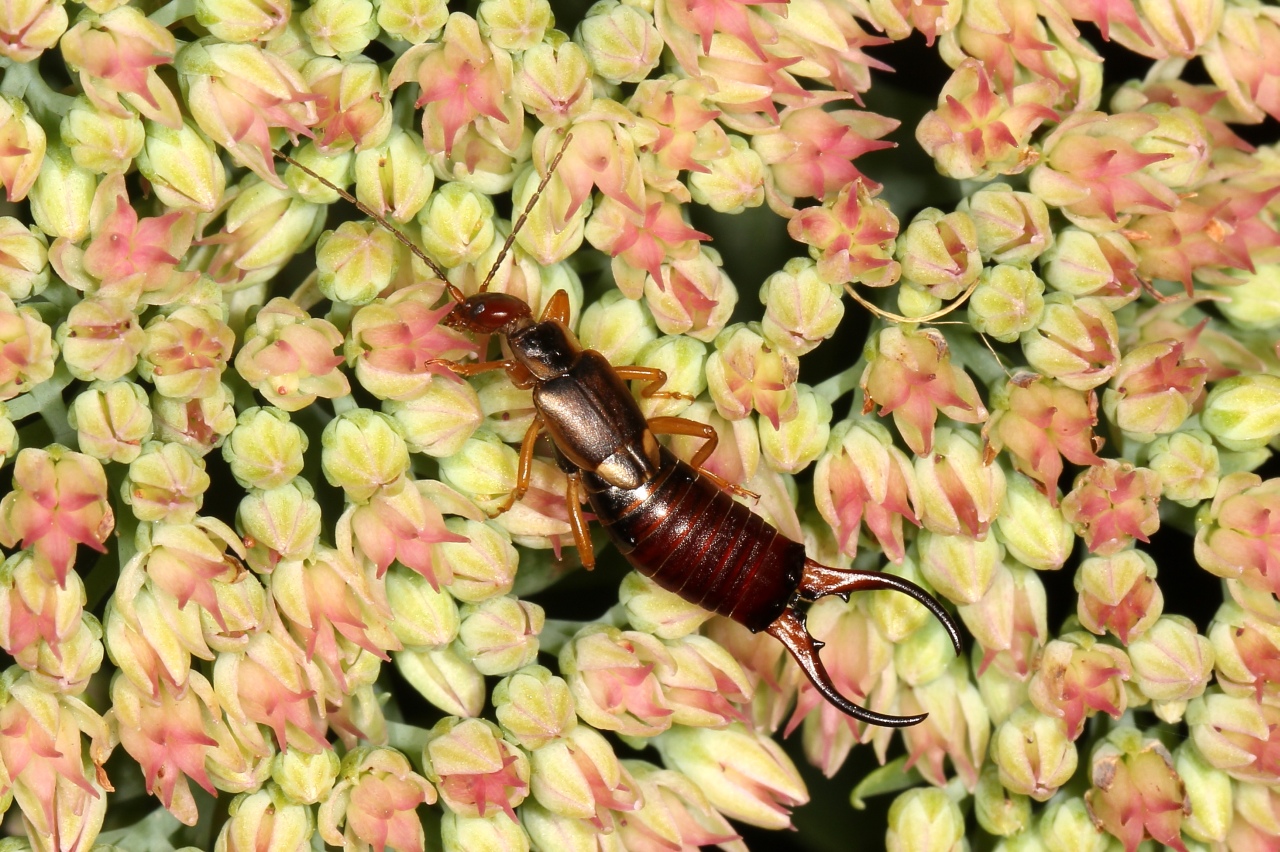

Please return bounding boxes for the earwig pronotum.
[276,141,963,726]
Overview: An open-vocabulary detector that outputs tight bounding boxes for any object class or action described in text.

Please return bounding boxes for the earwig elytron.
[277,142,963,726]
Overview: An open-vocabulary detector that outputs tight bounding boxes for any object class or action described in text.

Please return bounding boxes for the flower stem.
[0,60,75,126]
[149,0,197,27]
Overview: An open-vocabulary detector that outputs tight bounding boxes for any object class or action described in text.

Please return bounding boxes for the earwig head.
[443,291,534,335]
[767,560,963,727]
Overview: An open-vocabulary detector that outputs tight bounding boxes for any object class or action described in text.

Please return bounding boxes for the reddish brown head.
[444,291,533,335]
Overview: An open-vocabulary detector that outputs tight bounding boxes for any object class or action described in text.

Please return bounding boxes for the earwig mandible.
[276,140,963,727]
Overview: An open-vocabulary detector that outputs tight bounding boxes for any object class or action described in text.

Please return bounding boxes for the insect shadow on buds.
[275,139,963,726]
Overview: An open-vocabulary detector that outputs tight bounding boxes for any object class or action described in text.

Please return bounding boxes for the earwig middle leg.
[614,366,696,401]
[647,416,758,500]
[490,414,545,517]
[564,471,595,570]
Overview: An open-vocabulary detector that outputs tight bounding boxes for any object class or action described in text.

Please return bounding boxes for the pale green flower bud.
[759,257,845,357]
[975,661,1029,727]
[1040,228,1142,308]
[1134,104,1211,190]
[60,95,144,174]
[1038,797,1109,852]
[479,0,552,50]
[438,431,519,516]
[354,127,434,224]
[57,296,143,383]
[519,800,597,852]
[383,377,483,459]
[194,0,290,43]
[576,0,662,84]
[759,384,831,474]
[434,518,519,602]
[28,611,103,693]
[577,289,658,366]
[220,180,326,283]
[1145,429,1219,507]
[633,335,706,420]
[395,643,486,717]
[957,183,1054,265]
[0,218,48,301]
[419,181,495,268]
[1218,263,1280,330]
[509,165,590,265]
[996,473,1074,571]
[914,427,1006,539]
[1202,374,1280,452]
[974,764,1030,837]
[314,221,397,306]
[492,664,576,750]
[688,134,765,214]
[917,529,1002,605]
[237,480,322,568]
[301,0,378,57]
[0,405,16,468]
[151,382,236,455]
[1175,742,1232,844]
[272,748,341,805]
[1075,547,1164,644]
[1128,614,1214,718]
[29,144,97,242]
[68,380,152,465]
[122,442,210,524]
[897,207,981,300]
[1021,294,1120,391]
[0,95,45,203]
[885,787,964,852]
[385,563,460,647]
[895,282,942,318]
[866,557,935,641]
[442,812,530,852]
[138,120,226,213]
[529,724,638,819]
[377,0,447,43]
[893,615,959,687]
[706,323,798,428]
[281,143,352,205]
[321,410,409,503]
[456,595,544,675]
[619,571,711,639]
[516,38,593,127]
[216,788,313,852]
[222,407,307,491]
[989,706,1077,801]
[968,264,1046,343]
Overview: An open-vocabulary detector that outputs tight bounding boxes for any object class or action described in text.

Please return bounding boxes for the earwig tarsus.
[276,141,963,727]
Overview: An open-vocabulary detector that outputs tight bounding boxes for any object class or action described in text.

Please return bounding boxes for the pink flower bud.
[214,628,329,756]
[705,323,799,429]
[1061,460,1161,555]
[1194,472,1280,597]
[899,661,990,789]
[753,106,896,207]
[318,746,437,852]
[528,723,640,827]
[1210,601,1280,703]
[150,382,237,455]
[235,298,349,412]
[425,716,529,819]
[0,291,55,401]
[914,427,1006,540]
[861,326,987,456]
[1102,340,1207,442]
[616,759,739,850]
[60,7,182,129]
[1028,631,1131,739]
[0,550,84,662]
[1202,3,1280,123]
[1022,294,1121,391]
[138,306,235,400]
[1075,548,1164,645]
[1188,691,1280,784]
[559,625,673,738]
[787,179,900,288]
[303,56,392,153]
[1085,728,1191,851]
[0,95,45,202]
[338,474,466,586]
[585,190,709,297]
[959,563,1048,680]
[0,0,66,62]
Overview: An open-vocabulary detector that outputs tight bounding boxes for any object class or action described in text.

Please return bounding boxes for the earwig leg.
[798,558,963,656]
[426,358,538,389]
[647,416,759,500]
[565,471,595,570]
[767,607,928,728]
[490,416,543,517]
[614,367,696,401]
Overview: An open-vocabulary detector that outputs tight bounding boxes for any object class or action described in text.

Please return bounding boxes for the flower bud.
[215,788,314,851]
[0,95,45,202]
[1201,374,1280,452]
[138,305,235,400]
[760,384,831,473]
[646,248,738,342]
[438,431,520,517]
[576,289,657,367]
[0,217,48,300]
[492,664,576,750]
[442,812,530,852]
[1128,614,1214,718]
[975,660,1029,728]
[688,134,765,214]
[273,747,341,805]
[1219,263,1280,330]
[193,0,290,43]
[60,95,144,174]
[320,409,409,503]
[1102,339,1207,442]
[207,180,326,286]
[996,473,1074,571]
[656,723,808,830]
[1175,741,1233,844]
[395,643,486,717]
[758,258,844,357]
[631,335,706,421]
[137,119,226,213]
[917,529,1002,605]
[897,208,981,300]
[300,0,378,58]
[973,763,1030,837]
[29,144,97,242]
[576,0,662,84]
[313,221,397,306]
[383,377,483,461]
[1187,690,1280,784]
[894,613,961,688]
[1085,728,1191,850]
[914,427,1006,540]
[57,296,143,383]
[528,723,640,822]
[237,480,322,569]
[1028,631,1130,739]
[967,264,1046,343]
[518,799,597,852]
[318,747,436,852]
[0,0,67,62]
[961,562,1048,680]
[426,716,530,819]
[516,38,592,127]
[1075,547,1164,644]
[957,183,1054,264]
[706,323,798,429]
[419,181,496,269]
[222,407,307,492]
[236,298,349,411]
[151,382,236,455]
[479,0,550,50]
[885,787,964,852]
[456,595,543,676]
[68,380,152,464]
[1060,460,1162,556]
[1021,294,1121,391]
[619,571,711,639]
[384,563,459,648]
[560,624,673,737]
[434,518,519,603]
[353,127,434,224]
[990,706,1077,801]
[1145,429,1219,507]
[1039,797,1109,852]
[1041,227,1145,307]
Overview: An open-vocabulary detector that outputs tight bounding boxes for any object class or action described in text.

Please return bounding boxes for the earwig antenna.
[479,132,575,293]
[272,147,450,282]
[844,275,982,325]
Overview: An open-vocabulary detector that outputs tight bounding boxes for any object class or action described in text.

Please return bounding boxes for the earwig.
[276,142,963,727]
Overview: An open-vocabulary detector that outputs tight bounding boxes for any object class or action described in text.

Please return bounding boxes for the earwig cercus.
[275,141,963,727]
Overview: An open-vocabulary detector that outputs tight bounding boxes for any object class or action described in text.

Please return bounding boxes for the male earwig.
[275,142,964,727]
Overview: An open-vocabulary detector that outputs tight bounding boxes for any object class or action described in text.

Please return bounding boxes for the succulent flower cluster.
[0,0,1277,850]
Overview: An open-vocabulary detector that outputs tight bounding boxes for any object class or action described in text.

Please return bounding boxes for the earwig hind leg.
[767,607,928,728]
[614,366,696,401]
[799,559,963,656]
[647,416,758,501]
[564,471,595,570]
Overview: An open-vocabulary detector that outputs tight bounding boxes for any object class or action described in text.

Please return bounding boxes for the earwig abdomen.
[584,447,804,632]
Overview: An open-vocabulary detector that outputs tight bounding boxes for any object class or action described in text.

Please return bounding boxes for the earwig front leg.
[647,416,758,500]
[614,366,696,401]
[426,358,537,389]
[564,471,595,570]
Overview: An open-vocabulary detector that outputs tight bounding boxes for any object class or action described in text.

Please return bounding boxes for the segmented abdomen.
[583,448,804,632]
